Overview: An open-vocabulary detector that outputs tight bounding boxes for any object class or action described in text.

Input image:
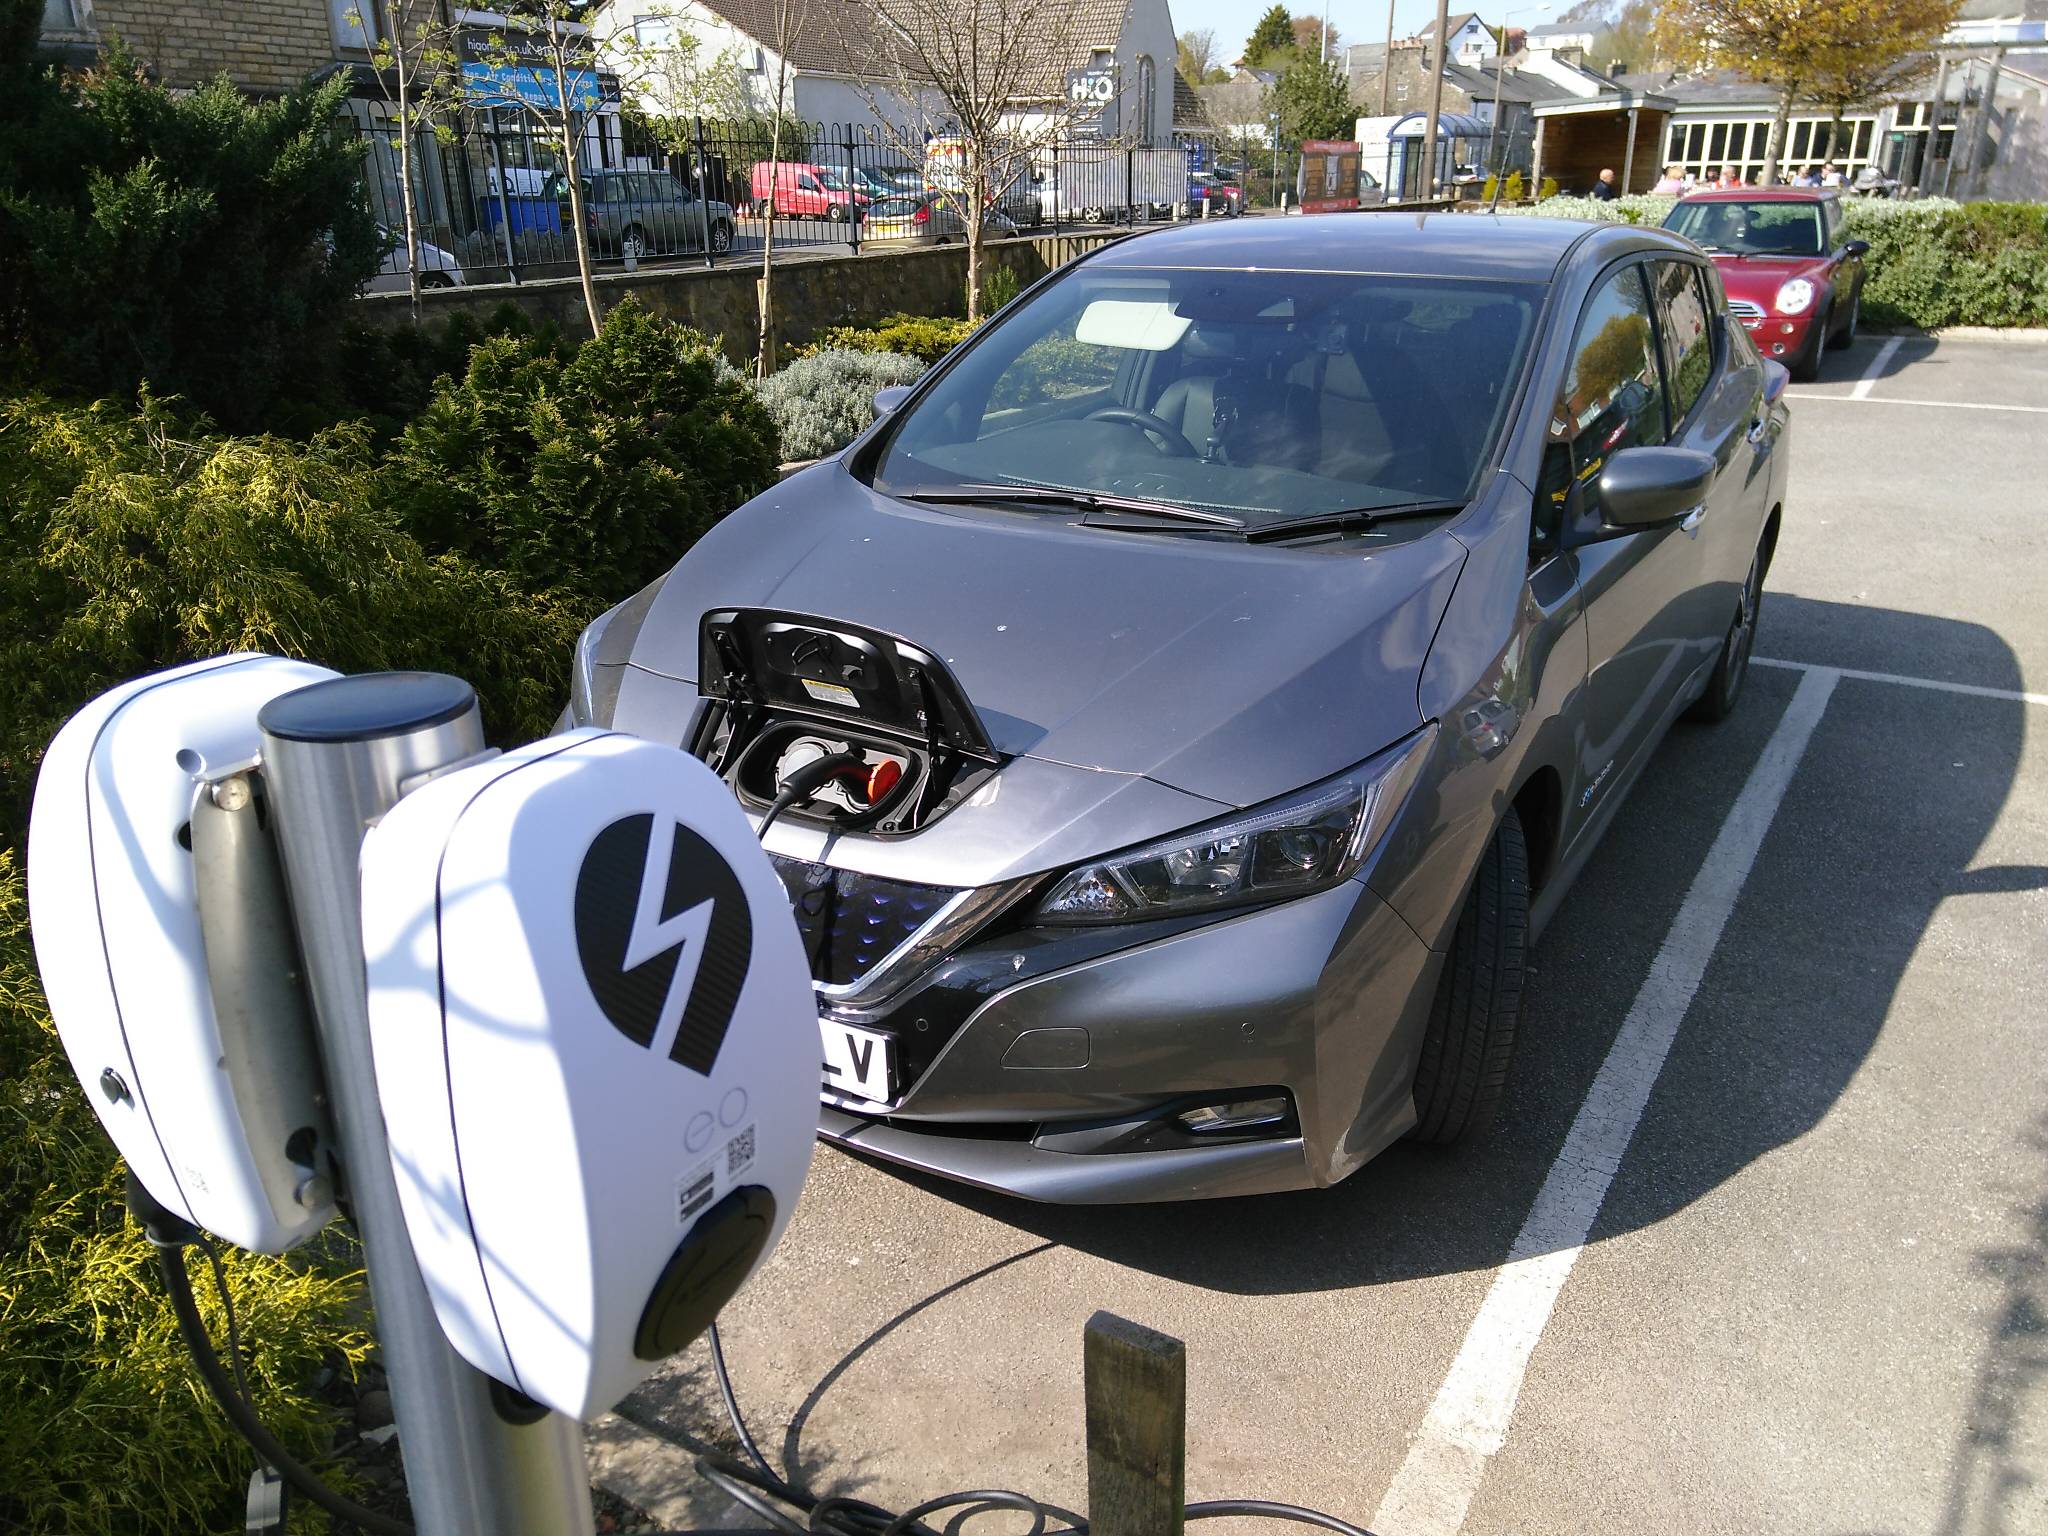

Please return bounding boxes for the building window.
[41,0,91,33]
[330,0,379,52]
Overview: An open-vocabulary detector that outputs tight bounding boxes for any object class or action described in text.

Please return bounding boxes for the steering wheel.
[1084,406,1197,457]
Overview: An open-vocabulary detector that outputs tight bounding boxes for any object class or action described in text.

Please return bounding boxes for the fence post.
[695,115,715,268]
[846,124,860,256]
[1084,1312,1186,1536]
[1126,144,1136,226]
[485,107,519,284]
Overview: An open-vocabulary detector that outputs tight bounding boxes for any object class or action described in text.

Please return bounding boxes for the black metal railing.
[348,111,1230,288]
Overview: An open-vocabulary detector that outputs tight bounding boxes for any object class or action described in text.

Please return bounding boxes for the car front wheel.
[1792,301,1831,381]
[620,225,648,260]
[1410,809,1528,1145]
[709,220,733,255]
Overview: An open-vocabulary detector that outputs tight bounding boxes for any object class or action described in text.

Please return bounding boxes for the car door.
[1652,256,1771,668]
[1545,258,1710,836]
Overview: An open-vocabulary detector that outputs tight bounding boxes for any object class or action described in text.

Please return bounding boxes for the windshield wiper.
[1246,500,1466,543]
[898,483,1247,530]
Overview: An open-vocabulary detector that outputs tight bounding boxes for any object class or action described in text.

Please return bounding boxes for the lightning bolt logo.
[575,813,753,1074]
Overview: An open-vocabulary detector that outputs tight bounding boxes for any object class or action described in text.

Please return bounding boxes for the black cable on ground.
[153,1237,413,1536]
[696,1323,1378,1536]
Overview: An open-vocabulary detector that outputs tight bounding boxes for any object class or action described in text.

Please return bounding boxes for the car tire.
[709,220,733,255]
[620,225,647,260]
[1828,286,1860,349]
[1791,302,1830,381]
[827,204,847,223]
[419,272,454,290]
[1686,540,1765,723]
[1410,809,1528,1146]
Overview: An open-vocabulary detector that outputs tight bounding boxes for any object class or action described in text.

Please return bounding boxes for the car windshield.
[869,266,1540,527]
[1666,199,1825,256]
[817,170,854,190]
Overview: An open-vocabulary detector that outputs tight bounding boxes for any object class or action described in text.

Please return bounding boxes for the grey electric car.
[565,213,1791,1202]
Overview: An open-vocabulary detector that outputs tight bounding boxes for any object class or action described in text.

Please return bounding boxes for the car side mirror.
[1596,446,1716,530]
[872,384,913,416]
[1843,238,1869,258]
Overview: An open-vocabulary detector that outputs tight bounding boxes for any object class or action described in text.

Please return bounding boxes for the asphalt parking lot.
[610,332,2048,1536]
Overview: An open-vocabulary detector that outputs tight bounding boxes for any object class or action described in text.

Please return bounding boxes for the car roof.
[1089,211,1609,281]
[1676,187,1838,204]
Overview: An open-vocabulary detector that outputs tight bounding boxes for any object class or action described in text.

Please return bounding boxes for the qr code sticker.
[678,1163,716,1224]
[726,1124,757,1179]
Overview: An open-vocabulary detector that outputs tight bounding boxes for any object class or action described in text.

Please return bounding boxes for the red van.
[748,161,870,221]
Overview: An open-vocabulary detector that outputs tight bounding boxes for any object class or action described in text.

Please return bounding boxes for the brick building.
[39,0,352,95]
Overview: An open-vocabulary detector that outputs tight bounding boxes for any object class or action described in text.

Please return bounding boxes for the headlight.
[1036,726,1437,924]
[1774,278,1816,315]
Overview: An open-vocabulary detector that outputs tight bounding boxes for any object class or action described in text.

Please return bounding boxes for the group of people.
[1585,162,1848,199]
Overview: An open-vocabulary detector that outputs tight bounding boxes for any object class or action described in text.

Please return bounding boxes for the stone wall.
[80,0,336,94]
[352,232,1127,361]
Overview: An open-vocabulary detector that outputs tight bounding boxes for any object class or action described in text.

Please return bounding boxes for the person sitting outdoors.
[1589,167,1620,201]
[1792,165,1822,186]
[1821,161,1846,187]
[1717,166,1747,188]
[1652,162,1689,195]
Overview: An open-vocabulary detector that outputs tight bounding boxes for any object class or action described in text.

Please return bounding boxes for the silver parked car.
[583,169,736,259]
[566,213,1791,1202]
[863,191,1020,247]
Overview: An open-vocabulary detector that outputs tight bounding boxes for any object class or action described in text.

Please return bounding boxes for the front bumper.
[816,879,1442,1202]
[1739,310,1816,360]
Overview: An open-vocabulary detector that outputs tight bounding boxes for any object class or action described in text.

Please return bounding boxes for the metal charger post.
[258,673,594,1536]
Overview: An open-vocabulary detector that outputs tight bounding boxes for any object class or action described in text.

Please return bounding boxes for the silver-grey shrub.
[756,349,926,461]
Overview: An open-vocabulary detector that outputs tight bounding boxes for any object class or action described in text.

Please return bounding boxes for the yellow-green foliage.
[0,390,593,1532]
[803,313,979,365]
[0,849,375,1534]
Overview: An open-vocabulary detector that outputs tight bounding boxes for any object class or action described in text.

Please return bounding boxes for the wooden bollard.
[1084,1311,1187,1536]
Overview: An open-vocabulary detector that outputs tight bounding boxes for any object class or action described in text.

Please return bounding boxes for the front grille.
[767,855,960,992]
[1728,298,1765,322]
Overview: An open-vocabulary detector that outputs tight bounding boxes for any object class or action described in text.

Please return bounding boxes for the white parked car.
[364,227,466,293]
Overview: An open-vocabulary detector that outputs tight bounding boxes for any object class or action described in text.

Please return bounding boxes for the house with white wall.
[600,0,1178,146]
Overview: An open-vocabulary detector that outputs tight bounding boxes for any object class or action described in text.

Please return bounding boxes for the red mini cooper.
[1663,188,1868,380]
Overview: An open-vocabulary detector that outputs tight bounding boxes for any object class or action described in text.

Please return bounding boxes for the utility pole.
[1421,0,1450,196]
[1378,0,1396,114]
[1321,0,1330,61]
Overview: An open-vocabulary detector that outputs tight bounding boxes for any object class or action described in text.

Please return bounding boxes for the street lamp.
[1486,0,1550,205]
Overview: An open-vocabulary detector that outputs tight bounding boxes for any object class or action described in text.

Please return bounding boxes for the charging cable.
[754,751,868,837]
[132,1176,413,1536]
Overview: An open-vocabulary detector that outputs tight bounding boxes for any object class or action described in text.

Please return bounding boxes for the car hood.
[1711,252,1836,306]
[625,463,1466,808]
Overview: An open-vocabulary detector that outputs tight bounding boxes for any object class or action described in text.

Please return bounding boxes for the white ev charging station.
[28,658,819,1535]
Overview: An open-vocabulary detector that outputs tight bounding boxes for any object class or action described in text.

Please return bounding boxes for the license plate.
[820,1020,895,1106]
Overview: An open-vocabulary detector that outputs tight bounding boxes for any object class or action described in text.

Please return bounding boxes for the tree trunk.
[561,112,601,337]
[1759,83,1795,187]
[1825,110,1844,163]
[964,144,983,324]
[757,55,789,380]
[394,2,423,327]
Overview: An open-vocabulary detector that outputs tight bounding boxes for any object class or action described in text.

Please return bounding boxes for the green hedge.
[0,301,780,1533]
[1515,194,2048,329]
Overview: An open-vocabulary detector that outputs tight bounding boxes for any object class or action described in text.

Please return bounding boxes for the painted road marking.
[1784,393,2048,415]
[1852,335,1903,399]
[1755,656,2048,707]
[1372,667,1840,1536]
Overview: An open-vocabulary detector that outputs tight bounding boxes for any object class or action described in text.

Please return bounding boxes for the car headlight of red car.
[1774,278,1816,316]
[1037,726,1437,923]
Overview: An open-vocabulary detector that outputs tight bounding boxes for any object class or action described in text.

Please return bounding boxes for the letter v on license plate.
[821,1020,895,1106]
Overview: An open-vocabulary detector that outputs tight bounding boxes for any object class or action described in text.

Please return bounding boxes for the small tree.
[1806,0,1958,163]
[1178,27,1220,81]
[352,0,459,325]
[449,1,676,336]
[1290,13,1338,58]
[1653,0,1957,184]
[861,0,1119,323]
[1268,55,1356,143]
[1244,4,1297,67]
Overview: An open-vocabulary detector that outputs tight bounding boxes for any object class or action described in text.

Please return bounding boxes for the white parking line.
[1783,393,2048,415]
[1755,656,2048,707]
[1853,335,1903,399]
[1372,667,1840,1536]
